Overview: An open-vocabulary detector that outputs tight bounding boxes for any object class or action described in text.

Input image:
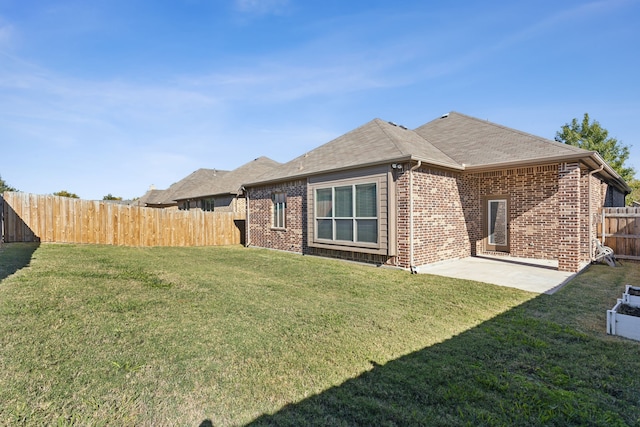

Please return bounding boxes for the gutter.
[588,152,632,194]
[409,160,422,273]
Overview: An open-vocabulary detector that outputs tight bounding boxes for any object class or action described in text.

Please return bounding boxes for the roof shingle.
[250,119,461,184]
[414,112,590,167]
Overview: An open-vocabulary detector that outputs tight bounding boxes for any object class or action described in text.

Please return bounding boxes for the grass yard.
[0,243,639,426]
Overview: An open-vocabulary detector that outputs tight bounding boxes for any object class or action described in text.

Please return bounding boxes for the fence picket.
[603,207,640,260]
[1,192,244,247]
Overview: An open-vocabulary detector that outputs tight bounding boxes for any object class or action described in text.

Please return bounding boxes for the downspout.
[409,160,422,273]
[242,186,251,247]
[588,164,605,261]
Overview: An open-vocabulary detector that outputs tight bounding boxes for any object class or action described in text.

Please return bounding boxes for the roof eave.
[243,156,464,187]
[463,152,631,194]
[585,152,632,193]
[463,152,594,172]
[173,190,239,202]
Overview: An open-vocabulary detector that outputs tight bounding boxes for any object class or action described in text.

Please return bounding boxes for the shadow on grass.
[247,269,640,426]
[0,243,40,282]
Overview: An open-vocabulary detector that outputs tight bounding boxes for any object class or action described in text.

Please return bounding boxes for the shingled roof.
[246,111,630,193]
[248,118,461,185]
[414,112,591,168]
[138,168,229,206]
[175,156,281,200]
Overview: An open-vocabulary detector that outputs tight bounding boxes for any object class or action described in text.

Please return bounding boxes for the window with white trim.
[315,183,377,243]
[272,192,286,228]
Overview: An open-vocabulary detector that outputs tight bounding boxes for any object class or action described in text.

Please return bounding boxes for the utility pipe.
[409,160,422,273]
[588,164,605,261]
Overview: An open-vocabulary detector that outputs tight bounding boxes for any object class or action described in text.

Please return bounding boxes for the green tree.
[53,190,79,198]
[628,179,640,206]
[555,113,636,183]
[0,174,17,193]
[103,193,122,201]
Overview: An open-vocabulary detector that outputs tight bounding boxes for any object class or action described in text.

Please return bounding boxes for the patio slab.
[418,255,589,294]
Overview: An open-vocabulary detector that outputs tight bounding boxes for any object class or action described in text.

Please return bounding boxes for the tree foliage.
[0,174,17,193]
[103,193,122,201]
[555,113,635,183]
[54,190,80,199]
[628,179,640,206]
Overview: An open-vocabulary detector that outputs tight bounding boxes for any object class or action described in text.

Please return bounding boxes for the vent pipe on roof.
[440,113,449,119]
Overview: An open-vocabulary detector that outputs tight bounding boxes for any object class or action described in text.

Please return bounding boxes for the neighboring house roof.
[246,112,630,193]
[139,168,229,206]
[248,118,461,185]
[175,157,281,201]
[137,189,170,206]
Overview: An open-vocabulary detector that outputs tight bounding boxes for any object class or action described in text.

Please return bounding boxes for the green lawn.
[0,243,638,426]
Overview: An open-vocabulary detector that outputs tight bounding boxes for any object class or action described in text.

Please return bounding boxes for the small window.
[272,192,286,229]
[200,198,215,212]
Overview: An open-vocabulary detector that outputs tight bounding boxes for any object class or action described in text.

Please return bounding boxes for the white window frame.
[314,182,378,245]
[272,192,286,229]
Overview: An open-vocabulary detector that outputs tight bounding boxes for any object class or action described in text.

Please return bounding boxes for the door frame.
[483,195,510,252]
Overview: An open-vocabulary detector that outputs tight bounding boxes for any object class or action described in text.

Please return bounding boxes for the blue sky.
[1,0,639,200]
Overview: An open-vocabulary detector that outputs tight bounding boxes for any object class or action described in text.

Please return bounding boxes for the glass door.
[485,197,509,252]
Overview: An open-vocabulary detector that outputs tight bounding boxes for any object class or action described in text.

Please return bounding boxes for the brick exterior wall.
[247,162,603,273]
[247,180,307,254]
[585,172,608,262]
[462,165,560,261]
[247,178,394,266]
[396,165,470,268]
[557,163,582,272]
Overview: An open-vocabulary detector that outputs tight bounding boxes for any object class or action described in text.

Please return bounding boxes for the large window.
[315,183,377,243]
[272,192,286,229]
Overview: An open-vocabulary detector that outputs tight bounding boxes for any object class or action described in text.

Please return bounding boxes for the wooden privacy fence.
[1,192,245,247]
[600,207,640,261]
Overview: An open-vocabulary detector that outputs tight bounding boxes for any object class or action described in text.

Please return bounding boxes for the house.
[243,112,630,273]
[137,168,229,209]
[137,157,280,214]
[173,157,281,213]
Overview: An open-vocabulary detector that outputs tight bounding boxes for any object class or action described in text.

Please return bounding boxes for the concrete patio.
[418,255,590,294]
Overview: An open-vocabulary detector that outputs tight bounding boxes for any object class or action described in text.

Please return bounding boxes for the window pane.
[317,219,333,239]
[334,186,353,217]
[335,219,354,241]
[273,204,279,227]
[316,188,332,217]
[277,205,285,228]
[272,193,286,228]
[357,219,377,243]
[356,183,376,217]
[488,200,507,246]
